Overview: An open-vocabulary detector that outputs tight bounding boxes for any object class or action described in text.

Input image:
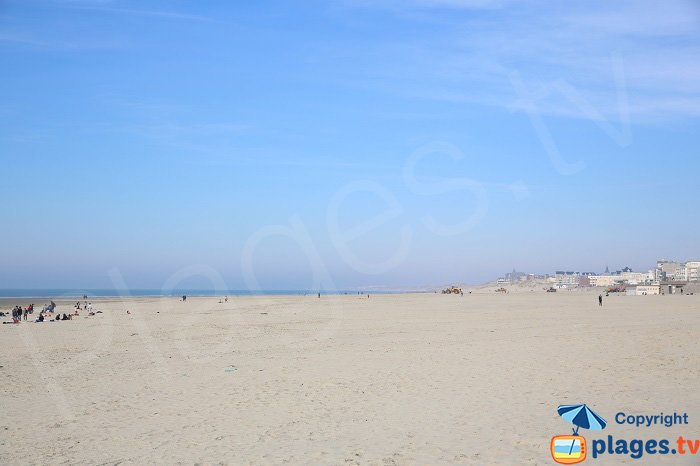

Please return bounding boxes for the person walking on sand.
[598,294,603,306]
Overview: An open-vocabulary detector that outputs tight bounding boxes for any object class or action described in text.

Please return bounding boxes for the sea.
[0,289,400,298]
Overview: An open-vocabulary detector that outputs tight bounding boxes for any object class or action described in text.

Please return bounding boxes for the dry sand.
[1,292,698,465]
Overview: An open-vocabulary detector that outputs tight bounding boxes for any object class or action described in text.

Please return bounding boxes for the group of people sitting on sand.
[2,300,102,324]
[35,311,72,322]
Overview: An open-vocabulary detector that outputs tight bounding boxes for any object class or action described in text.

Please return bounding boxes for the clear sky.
[1,0,699,290]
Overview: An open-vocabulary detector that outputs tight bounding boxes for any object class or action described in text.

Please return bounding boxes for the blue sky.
[1,0,699,290]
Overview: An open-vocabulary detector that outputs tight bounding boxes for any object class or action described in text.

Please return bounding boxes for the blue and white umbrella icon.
[557,404,607,434]
[557,404,607,456]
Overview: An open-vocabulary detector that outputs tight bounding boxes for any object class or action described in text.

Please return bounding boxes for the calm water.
[0,289,399,298]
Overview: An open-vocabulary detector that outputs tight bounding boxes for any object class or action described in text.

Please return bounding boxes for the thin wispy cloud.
[67,5,212,21]
[50,0,212,21]
[347,0,505,9]
[334,0,700,122]
[0,30,127,49]
[0,33,48,46]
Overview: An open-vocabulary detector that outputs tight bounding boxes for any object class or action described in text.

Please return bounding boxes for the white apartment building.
[673,267,688,281]
[686,261,700,282]
[553,271,580,289]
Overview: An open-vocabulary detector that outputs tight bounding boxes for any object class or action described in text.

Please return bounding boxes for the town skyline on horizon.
[493,258,699,293]
[1,256,698,294]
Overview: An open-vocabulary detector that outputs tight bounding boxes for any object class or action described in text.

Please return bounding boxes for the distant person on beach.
[598,294,603,306]
[318,292,320,298]
[23,307,28,321]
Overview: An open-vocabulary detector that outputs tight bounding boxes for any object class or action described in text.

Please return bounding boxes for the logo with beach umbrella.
[551,404,607,464]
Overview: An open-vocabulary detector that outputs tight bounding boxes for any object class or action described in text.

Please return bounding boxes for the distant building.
[653,260,699,283]
[589,275,621,287]
[626,285,660,296]
[661,283,686,295]
[673,267,688,281]
[491,260,697,288]
[504,268,527,283]
[554,271,581,289]
[655,260,683,281]
[671,261,700,283]
[619,271,649,285]
[686,261,700,282]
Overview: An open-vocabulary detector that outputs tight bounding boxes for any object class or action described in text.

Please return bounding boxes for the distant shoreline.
[0,289,418,299]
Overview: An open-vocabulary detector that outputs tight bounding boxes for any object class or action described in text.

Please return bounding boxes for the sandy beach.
[1,292,698,465]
